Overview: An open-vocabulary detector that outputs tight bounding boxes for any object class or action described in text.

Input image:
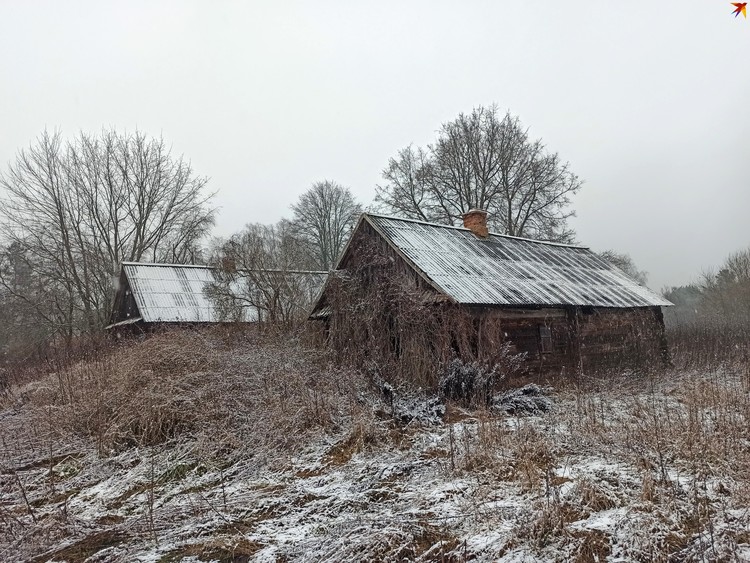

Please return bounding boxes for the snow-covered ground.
[1,336,749,562]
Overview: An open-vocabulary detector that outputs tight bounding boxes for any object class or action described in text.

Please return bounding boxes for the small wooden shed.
[107,262,327,334]
[310,211,672,380]
[106,263,240,334]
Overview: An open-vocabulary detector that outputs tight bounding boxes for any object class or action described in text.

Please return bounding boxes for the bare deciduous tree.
[0,243,59,360]
[698,248,750,319]
[375,106,582,243]
[291,180,361,270]
[207,221,324,325]
[0,129,215,339]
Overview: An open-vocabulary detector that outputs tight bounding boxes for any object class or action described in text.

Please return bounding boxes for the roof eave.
[104,316,144,330]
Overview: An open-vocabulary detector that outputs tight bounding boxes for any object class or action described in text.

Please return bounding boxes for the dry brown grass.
[11,327,371,460]
[0,327,382,561]
[158,537,264,562]
[667,317,750,371]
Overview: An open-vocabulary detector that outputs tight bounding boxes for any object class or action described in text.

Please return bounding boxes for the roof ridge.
[121,262,328,274]
[363,213,589,249]
[122,261,211,268]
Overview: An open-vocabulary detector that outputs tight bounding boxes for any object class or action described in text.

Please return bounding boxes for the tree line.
[664,249,750,326]
[0,105,658,361]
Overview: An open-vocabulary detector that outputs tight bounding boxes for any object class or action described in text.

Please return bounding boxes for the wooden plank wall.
[472,306,667,374]
[576,307,667,372]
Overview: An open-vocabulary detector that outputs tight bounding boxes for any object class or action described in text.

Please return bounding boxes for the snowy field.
[1,332,749,562]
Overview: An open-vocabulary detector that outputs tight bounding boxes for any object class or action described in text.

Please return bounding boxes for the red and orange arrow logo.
[731,2,747,18]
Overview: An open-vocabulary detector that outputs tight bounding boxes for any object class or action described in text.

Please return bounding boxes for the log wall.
[470,305,668,374]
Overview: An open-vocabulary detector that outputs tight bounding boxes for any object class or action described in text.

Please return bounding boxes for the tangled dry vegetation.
[7,330,364,457]
[1,328,750,562]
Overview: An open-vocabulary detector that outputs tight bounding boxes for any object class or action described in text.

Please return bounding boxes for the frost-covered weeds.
[492,384,553,415]
[2,331,750,562]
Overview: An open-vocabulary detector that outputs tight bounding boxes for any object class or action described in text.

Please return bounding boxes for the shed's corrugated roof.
[363,214,671,308]
[123,263,225,323]
[122,263,330,323]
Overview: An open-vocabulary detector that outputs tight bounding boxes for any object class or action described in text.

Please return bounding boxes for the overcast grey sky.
[1,0,748,290]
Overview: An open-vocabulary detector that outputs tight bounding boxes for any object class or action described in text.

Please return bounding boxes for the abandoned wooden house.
[310,211,672,380]
[107,262,327,334]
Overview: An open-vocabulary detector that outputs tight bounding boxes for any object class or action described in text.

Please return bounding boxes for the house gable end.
[309,215,452,318]
[108,268,142,326]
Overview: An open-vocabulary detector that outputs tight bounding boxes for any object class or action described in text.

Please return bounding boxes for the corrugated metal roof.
[364,214,672,308]
[123,263,225,323]
[122,263,330,323]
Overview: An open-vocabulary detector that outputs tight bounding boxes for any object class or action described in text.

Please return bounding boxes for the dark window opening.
[539,326,553,354]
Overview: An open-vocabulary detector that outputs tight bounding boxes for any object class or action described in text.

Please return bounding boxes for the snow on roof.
[122,263,225,323]
[121,263,329,323]
[362,214,672,308]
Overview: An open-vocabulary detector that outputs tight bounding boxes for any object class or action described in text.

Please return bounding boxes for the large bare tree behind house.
[0,129,215,340]
[375,105,582,243]
[291,180,362,270]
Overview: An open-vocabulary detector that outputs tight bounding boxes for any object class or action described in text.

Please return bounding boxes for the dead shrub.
[521,497,584,549]
[440,358,501,407]
[492,384,553,415]
[22,329,370,458]
[573,476,619,513]
[571,529,612,563]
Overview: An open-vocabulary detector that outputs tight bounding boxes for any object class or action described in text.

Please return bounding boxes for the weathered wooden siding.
[575,307,668,371]
[337,220,442,298]
[467,305,667,373]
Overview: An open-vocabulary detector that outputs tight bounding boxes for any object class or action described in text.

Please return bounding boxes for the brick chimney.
[462,209,489,238]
